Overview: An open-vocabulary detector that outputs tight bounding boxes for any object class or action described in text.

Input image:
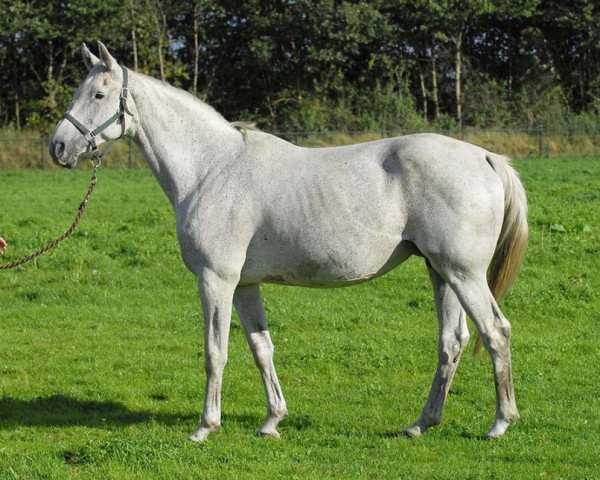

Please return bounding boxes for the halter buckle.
[84,131,96,143]
[120,87,129,100]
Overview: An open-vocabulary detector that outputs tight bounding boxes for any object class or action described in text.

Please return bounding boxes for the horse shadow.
[0,395,197,429]
[0,395,312,432]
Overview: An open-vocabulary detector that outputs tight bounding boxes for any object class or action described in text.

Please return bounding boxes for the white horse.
[50,42,528,442]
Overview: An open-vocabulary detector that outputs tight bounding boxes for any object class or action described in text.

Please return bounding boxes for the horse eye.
[95,92,105,100]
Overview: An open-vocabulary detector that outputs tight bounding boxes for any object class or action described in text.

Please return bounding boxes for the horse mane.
[134,70,235,126]
[231,122,261,142]
[134,70,261,143]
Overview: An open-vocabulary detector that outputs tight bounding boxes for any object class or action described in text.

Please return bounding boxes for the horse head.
[50,42,133,168]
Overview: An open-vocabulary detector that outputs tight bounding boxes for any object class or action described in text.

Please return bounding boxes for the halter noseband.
[63,65,133,164]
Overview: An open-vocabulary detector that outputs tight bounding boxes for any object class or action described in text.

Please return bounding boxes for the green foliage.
[0,157,599,477]
[0,0,128,133]
[463,78,512,128]
[431,113,459,131]
[1,1,600,133]
[279,78,426,132]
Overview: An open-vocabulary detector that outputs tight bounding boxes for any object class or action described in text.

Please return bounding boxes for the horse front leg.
[234,284,287,438]
[188,268,236,443]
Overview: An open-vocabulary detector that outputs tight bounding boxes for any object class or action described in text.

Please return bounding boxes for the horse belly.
[240,152,411,286]
[240,229,414,287]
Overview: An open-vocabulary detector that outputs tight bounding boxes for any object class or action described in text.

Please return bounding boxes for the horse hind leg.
[442,269,519,438]
[233,284,288,438]
[404,263,469,437]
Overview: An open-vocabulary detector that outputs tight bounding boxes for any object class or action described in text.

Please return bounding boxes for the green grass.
[0,157,599,479]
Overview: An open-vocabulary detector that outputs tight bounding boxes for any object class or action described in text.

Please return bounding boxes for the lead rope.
[0,161,99,270]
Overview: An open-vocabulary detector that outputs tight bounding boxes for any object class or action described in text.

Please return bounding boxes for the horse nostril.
[55,142,65,157]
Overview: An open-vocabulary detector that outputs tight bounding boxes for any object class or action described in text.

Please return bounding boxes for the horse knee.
[249,332,274,366]
[205,351,228,372]
[253,342,274,367]
[440,331,467,364]
[458,327,470,349]
[487,315,512,351]
[499,321,512,339]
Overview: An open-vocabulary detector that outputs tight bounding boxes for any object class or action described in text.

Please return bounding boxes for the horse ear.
[97,41,118,71]
[81,43,101,71]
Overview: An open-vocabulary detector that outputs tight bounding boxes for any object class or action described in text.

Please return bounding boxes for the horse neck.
[126,71,243,207]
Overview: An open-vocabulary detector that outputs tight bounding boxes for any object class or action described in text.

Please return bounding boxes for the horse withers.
[50,42,528,442]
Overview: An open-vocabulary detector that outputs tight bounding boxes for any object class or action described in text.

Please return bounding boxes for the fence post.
[537,120,544,157]
[40,135,46,170]
[128,137,133,168]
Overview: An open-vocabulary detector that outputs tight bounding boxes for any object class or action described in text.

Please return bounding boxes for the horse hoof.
[188,427,214,443]
[484,419,511,439]
[258,427,281,439]
[403,423,425,437]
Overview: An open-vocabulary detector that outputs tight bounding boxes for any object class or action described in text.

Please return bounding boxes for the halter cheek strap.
[63,65,133,164]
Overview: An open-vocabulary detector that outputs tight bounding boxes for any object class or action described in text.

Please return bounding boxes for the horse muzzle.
[50,139,79,168]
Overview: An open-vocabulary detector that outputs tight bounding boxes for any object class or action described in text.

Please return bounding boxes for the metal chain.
[0,164,98,270]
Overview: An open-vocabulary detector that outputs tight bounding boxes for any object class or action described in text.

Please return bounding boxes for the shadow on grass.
[380,428,486,441]
[221,412,313,432]
[381,430,412,439]
[0,395,314,432]
[0,395,195,428]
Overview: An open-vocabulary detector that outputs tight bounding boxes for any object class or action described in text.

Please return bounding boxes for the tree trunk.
[507,22,512,98]
[159,8,167,82]
[47,41,54,101]
[157,35,165,82]
[46,42,67,106]
[192,3,200,94]
[49,53,67,103]
[149,0,166,81]
[431,47,440,120]
[14,92,20,131]
[132,27,139,72]
[454,31,463,131]
[129,0,139,71]
[417,56,428,120]
[579,58,585,110]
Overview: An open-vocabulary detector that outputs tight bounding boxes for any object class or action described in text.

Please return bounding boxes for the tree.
[0,0,597,133]
[0,0,128,132]
[537,0,600,112]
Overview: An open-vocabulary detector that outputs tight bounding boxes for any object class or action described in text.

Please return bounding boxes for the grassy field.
[0,156,599,479]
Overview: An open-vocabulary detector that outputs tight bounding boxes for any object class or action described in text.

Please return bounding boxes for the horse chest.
[174,198,254,274]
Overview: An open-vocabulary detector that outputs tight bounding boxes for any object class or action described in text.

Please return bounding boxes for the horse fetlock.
[502,406,520,423]
[269,404,288,421]
[200,413,222,430]
[421,412,442,429]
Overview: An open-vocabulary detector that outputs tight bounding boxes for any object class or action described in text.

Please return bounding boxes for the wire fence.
[2,126,600,170]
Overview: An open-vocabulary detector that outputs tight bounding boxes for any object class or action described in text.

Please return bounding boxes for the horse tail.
[474,153,529,354]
